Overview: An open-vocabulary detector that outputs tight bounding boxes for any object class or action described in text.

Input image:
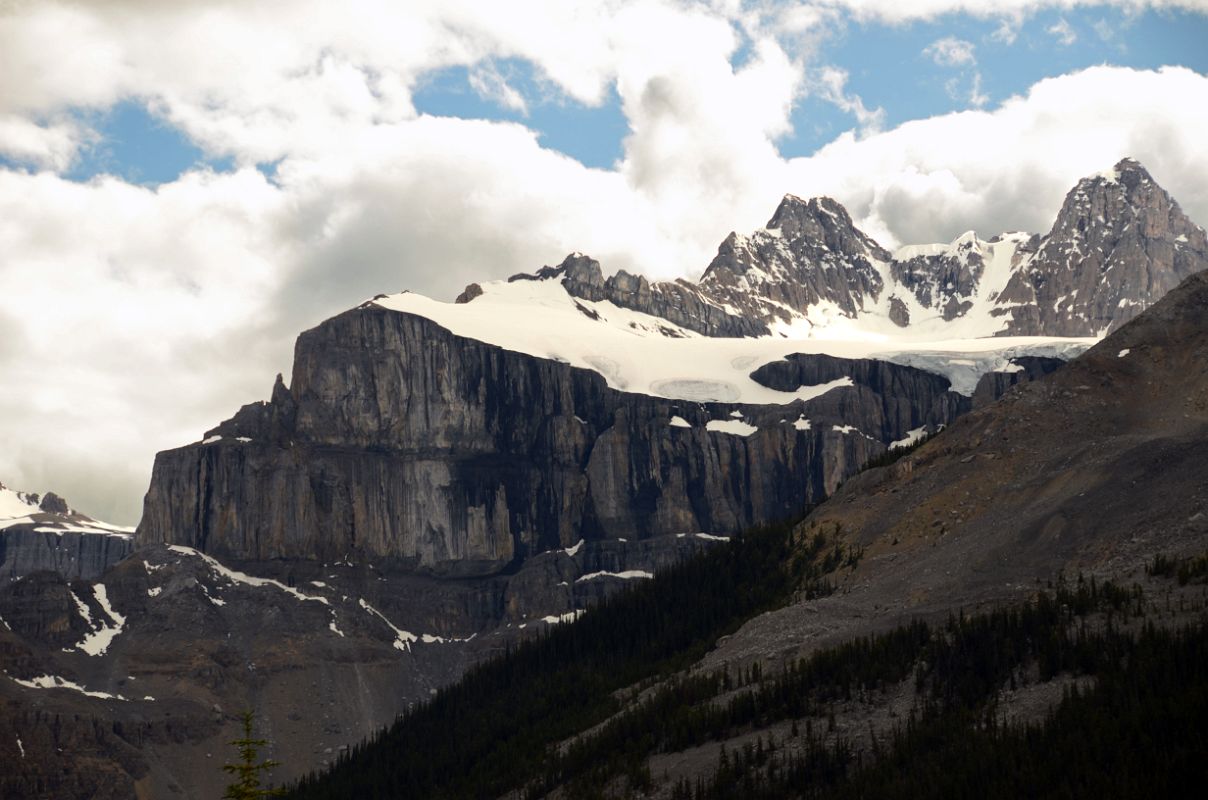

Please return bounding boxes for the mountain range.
[1,157,1206,798]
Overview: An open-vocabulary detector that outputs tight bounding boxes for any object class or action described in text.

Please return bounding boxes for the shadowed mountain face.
[135,304,988,570]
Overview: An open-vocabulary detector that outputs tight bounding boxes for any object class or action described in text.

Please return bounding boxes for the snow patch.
[793,416,811,431]
[167,545,329,605]
[1118,348,1131,358]
[540,610,585,625]
[561,540,584,557]
[0,487,40,520]
[374,279,1073,405]
[358,599,417,652]
[147,587,162,598]
[669,415,692,428]
[9,673,127,700]
[576,570,654,582]
[77,584,125,657]
[890,427,928,450]
[705,419,757,437]
[69,589,93,627]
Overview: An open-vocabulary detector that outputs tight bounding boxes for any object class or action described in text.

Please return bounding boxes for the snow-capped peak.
[0,482,134,537]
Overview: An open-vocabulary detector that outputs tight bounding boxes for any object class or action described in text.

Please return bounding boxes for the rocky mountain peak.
[442,158,1203,342]
[998,157,1208,336]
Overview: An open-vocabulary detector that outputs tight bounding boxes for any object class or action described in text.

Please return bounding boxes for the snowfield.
[374,271,1095,401]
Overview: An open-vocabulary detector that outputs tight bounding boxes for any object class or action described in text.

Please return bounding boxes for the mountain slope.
[710,266,1208,672]
[287,266,1208,798]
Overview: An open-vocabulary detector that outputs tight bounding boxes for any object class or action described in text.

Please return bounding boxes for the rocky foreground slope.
[711,268,1208,671]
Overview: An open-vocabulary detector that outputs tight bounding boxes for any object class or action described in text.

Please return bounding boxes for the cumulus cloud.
[0,114,86,170]
[0,1,1207,524]
[813,67,886,132]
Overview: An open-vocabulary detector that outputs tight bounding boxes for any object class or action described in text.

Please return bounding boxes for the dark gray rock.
[998,158,1208,335]
[0,529,133,583]
[552,253,765,338]
[749,353,969,438]
[137,306,969,572]
[38,492,69,514]
[698,196,890,330]
[971,356,1067,408]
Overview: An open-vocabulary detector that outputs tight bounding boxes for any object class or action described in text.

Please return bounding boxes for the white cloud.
[968,72,989,106]
[468,63,530,114]
[0,114,86,170]
[813,67,886,132]
[1047,18,1079,45]
[924,36,978,67]
[989,19,1019,44]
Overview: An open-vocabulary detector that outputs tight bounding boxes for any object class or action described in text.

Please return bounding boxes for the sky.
[2,0,1208,526]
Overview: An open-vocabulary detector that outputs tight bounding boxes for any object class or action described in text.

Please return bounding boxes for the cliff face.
[137,306,970,574]
[0,530,133,583]
[0,483,135,583]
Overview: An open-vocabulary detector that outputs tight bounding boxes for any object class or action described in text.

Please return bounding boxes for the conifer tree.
[223,710,285,799]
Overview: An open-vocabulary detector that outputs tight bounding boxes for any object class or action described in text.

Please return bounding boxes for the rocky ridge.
[530,159,1206,338]
[0,483,134,583]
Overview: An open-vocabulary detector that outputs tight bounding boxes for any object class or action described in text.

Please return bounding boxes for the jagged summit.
[456,157,1204,339]
[997,156,1208,335]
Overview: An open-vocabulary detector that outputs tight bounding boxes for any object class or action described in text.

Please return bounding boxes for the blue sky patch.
[63,101,228,185]
[412,59,629,169]
[779,7,1208,157]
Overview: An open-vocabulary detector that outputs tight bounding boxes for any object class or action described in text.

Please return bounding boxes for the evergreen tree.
[223,710,285,799]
